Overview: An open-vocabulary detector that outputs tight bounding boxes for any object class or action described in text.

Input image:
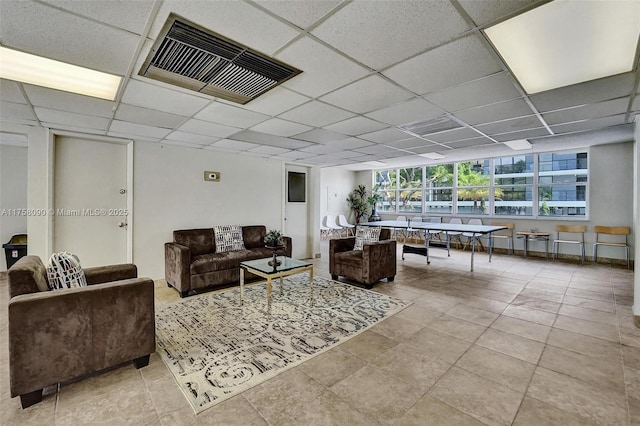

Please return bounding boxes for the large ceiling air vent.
[139,14,302,104]
[399,116,462,136]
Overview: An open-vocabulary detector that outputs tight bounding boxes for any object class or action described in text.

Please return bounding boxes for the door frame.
[50,130,134,262]
[283,163,312,259]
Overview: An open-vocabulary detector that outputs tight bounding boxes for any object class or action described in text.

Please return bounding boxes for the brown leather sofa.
[329,228,396,288]
[8,256,155,408]
[165,225,292,297]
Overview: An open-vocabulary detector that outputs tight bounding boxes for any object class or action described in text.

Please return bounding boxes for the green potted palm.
[346,185,370,224]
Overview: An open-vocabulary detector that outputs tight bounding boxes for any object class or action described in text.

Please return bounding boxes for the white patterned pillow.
[353,226,381,250]
[47,252,87,290]
[214,225,246,253]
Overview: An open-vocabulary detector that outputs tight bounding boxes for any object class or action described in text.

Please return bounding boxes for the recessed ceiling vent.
[399,116,462,136]
[139,14,301,104]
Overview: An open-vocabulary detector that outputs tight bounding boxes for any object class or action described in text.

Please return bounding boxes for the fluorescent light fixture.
[366,161,387,167]
[504,139,532,150]
[485,0,640,94]
[419,152,445,160]
[0,47,121,100]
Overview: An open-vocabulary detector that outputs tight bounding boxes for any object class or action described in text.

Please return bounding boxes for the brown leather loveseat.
[8,256,155,408]
[165,225,292,297]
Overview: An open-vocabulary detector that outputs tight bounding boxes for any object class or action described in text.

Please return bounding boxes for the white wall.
[0,144,28,270]
[320,167,357,224]
[133,141,284,278]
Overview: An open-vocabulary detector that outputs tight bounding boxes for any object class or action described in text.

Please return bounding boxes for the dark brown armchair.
[8,256,155,408]
[329,228,396,288]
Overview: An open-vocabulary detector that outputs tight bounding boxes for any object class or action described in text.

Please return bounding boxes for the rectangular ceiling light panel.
[504,139,532,150]
[485,0,640,94]
[399,116,462,136]
[0,47,121,100]
[140,15,301,104]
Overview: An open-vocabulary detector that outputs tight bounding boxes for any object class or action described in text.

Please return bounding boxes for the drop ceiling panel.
[453,98,534,125]
[164,131,220,145]
[162,140,206,149]
[178,119,240,139]
[311,0,470,69]
[457,0,541,26]
[22,84,115,117]
[299,144,345,154]
[549,114,628,134]
[326,137,374,150]
[1,102,36,121]
[34,107,109,130]
[320,75,413,114]
[323,116,388,136]
[195,102,270,128]
[475,115,545,135]
[240,87,310,116]
[279,101,355,127]
[542,98,630,125]
[353,143,401,155]
[256,1,341,29]
[0,1,139,75]
[426,127,480,143]
[247,145,291,155]
[425,72,522,112]
[115,104,187,129]
[442,137,496,149]
[530,73,636,112]
[359,127,413,143]
[277,36,370,97]
[109,120,172,139]
[42,0,155,34]
[0,81,26,103]
[122,80,210,116]
[250,118,312,137]
[492,127,551,142]
[383,35,503,95]
[149,0,299,56]
[294,129,349,143]
[108,132,158,143]
[203,145,240,153]
[366,98,442,126]
[384,137,431,150]
[209,139,260,151]
[229,130,312,149]
[407,145,446,155]
[275,150,318,160]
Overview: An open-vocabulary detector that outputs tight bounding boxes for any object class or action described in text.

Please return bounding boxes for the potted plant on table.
[264,229,284,267]
[367,184,382,221]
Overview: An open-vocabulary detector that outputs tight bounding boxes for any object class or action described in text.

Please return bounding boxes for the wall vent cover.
[139,14,302,104]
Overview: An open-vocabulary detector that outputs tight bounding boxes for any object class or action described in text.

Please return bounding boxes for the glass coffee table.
[239,256,313,310]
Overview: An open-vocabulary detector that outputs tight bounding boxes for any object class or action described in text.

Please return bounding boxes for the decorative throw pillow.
[47,252,87,290]
[214,225,246,253]
[353,226,381,250]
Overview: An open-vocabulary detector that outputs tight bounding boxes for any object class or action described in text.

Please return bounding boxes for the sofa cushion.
[241,225,267,250]
[214,225,246,253]
[190,247,284,275]
[354,226,381,250]
[174,229,214,256]
[47,252,88,290]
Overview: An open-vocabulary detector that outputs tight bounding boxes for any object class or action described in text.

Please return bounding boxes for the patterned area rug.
[155,273,410,414]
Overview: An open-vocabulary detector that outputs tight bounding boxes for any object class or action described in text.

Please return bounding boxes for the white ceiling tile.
[115,104,187,129]
[359,127,412,143]
[425,73,521,112]
[276,150,318,160]
[247,145,291,155]
[250,118,312,137]
[426,127,481,143]
[326,137,374,150]
[256,1,342,29]
[203,145,242,153]
[475,115,545,135]
[42,0,155,34]
[150,1,299,56]
[458,0,540,26]
[241,87,310,116]
[492,127,551,142]
[23,84,115,117]
[353,144,401,155]
[0,1,139,75]
[632,96,640,111]
[178,119,241,138]
[34,107,109,130]
[320,75,413,114]
[311,1,470,70]
[293,129,349,143]
[1,101,36,120]
[0,80,26,103]
[441,137,496,149]
[383,137,430,150]
[122,80,210,116]
[542,98,630,125]
[164,131,220,145]
[229,130,311,149]
[323,116,388,136]
[453,98,534,125]
[161,140,206,149]
[195,101,270,128]
[530,73,636,112]
[383,35,503,95]
[109,120,172,139]
[365,98,442,126]
[210,139,260,151]
[279,101,355,127]
[299,144,345,154]
[108,131,158,142]
[277,36,370,97]
[407,144,446,154]
[549,114,628,134]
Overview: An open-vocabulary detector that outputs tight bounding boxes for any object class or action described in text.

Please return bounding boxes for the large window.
[373,150,588,219]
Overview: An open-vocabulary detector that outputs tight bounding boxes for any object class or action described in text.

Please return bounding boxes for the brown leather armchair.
[329,228,396,288]
[8,256,155,408]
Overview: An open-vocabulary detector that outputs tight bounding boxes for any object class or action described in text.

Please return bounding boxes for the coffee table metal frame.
[239,256,313,309]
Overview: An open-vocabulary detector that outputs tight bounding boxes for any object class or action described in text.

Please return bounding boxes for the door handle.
[118,222,128,229]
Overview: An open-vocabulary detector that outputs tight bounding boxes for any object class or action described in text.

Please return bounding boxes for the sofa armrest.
[329,237,356,272]
[362,240,397,283]
[165,242,191,293]
[283,236,293,257]
[9,278,155,398]
[84,264,137,285]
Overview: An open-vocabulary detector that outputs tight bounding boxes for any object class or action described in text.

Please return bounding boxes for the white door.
[54,136,129,267]
[284,165,310,259]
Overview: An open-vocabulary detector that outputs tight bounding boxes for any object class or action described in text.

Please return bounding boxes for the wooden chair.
[552,224,586,264]
[486,221,514,255]
[593,226,631,268]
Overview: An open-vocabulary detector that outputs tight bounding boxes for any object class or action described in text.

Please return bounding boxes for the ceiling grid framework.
[0,0,638,168]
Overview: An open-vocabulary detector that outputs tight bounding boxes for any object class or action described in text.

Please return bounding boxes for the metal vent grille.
[399,116,462,136]
[139,15,301,104]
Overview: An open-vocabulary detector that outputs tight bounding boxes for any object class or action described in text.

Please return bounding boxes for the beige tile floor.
[1,242,639,425]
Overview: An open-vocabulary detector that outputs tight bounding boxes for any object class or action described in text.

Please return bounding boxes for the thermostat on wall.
[204,171,221,182]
